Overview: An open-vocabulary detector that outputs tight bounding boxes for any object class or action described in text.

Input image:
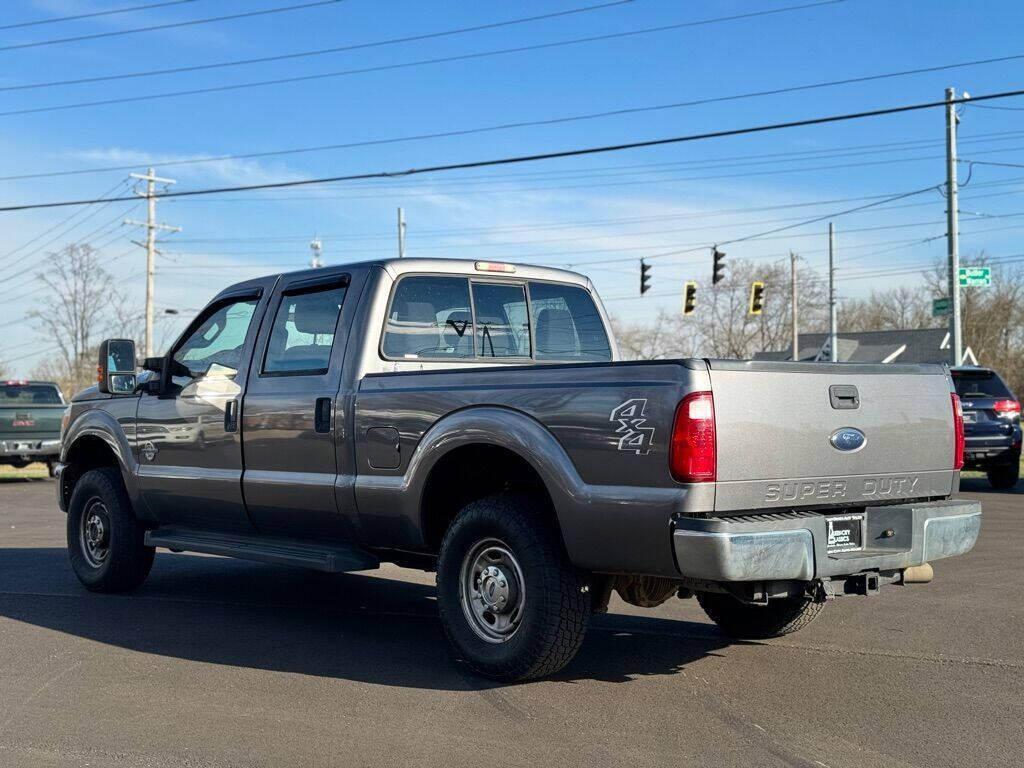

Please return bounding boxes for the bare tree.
[28,244,124,396]
[840,286,933,332]
[611,309,701,360]
[696,258,828,358]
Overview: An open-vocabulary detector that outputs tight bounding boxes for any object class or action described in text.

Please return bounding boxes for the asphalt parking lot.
[0,477,1021,768]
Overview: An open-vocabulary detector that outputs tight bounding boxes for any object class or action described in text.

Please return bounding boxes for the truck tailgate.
[707,360,957,512]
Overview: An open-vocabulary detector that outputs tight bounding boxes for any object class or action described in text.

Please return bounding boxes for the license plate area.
[826,514,864,554]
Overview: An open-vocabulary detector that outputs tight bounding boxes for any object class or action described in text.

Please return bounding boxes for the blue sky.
[2,0,1024,372]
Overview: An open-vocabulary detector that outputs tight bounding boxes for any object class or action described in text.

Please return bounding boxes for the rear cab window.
[0,383,64,405]
[952,370,1014,399]
[381,275,611,363]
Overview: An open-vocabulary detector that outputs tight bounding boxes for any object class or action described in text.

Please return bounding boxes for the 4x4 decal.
[610,398,655,455]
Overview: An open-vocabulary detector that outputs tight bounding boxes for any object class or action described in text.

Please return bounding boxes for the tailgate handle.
[829,385,859,410]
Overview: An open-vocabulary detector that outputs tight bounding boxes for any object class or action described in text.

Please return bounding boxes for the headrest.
[401,301,436,324]
[535,308,576,353]
[292,294,340,335]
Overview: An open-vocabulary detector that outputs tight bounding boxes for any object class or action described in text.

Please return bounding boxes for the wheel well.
[420,444,556,551]
[61,436,121,509]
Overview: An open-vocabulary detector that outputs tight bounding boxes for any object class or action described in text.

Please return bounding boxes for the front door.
[135,279,275,532]
[241,268,357,540]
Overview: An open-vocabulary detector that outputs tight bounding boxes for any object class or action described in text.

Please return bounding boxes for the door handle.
[314,397,332,434]
[224,399,239,432]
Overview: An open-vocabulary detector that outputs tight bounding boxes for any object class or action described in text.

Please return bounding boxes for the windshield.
[952,371,1014,399]
[0,383,63,405]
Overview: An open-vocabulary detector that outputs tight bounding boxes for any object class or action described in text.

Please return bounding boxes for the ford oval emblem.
[830,427,866,452]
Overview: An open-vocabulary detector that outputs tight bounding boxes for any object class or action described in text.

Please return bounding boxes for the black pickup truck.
[56,259,981,680]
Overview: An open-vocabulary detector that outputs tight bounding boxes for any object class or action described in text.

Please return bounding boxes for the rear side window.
[953,370,1014,398]
[0,384,63,404]
[529,282,611,361]
[382,276,474,359]
[263,284,347,375]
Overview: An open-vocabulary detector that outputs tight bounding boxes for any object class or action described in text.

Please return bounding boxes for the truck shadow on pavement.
[0,547,732,689]
[958,476,1023,495]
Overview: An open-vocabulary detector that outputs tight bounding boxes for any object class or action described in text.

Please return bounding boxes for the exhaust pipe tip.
[901,563,934,584]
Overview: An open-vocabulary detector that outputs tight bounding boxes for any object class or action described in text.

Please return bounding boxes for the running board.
[144,527,380,573]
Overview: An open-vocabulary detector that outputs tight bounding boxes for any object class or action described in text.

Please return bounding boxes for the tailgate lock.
[829,384,860,410]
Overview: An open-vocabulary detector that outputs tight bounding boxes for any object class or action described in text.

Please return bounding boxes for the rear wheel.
[436,494,590,681]
[697,591,823,639]
[67,468,154,592]
[987,463,1019,490]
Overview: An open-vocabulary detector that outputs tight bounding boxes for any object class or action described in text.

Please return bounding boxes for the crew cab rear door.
[241,266,364,540]
[707,360,958,512]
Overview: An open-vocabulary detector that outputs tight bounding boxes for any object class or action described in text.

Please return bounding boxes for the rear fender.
[355,406,686,575]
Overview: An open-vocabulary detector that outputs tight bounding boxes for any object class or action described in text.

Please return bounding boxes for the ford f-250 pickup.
[56,258,981,680]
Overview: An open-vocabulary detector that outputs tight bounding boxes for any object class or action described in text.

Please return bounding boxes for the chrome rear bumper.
[672,499,981,582]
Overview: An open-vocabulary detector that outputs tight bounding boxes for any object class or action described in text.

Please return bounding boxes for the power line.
[0,1,200,31]
[0,4,862,118]
[8,88,1024,214]
[0,0,634,91]
[0,0,344,53]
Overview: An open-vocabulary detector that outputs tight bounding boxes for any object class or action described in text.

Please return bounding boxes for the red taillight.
[951,393,965,470]
[993,399,1021,417]
[670,391,716,483]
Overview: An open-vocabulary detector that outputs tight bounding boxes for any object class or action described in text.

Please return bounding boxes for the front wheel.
[67,468,154,592]
[987,462,1019,490]
[697,591,823,639]
[436,494,590,681]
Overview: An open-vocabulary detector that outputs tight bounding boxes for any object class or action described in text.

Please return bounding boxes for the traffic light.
[749,281,765,315]
[712,248,726,285]
[682,281,697,315]
[640,259,652,295]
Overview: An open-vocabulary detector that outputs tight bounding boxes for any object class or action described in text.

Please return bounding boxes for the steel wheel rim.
[80,498,111,568]
[459,538,526,644]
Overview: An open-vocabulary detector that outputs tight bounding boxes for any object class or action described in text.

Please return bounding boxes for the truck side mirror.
[98,339,138,395]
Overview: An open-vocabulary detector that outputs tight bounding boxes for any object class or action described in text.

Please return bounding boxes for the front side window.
[529,282,611,361]
[173,298,258,379]
[473,282,530,358]
[382,276,474,359]
[263,283,347,375]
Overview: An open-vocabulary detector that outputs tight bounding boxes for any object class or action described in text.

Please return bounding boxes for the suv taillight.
[951,393,965,470]
[670,391,716,483]
[993,399,1021,417]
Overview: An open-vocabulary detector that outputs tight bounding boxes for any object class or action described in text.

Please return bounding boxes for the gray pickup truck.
[57,258,981,680]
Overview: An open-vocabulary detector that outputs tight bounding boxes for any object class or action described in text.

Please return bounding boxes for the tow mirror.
[97,339,137,395]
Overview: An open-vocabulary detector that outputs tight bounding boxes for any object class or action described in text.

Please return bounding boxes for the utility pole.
[397,207,406,258]
[790,251,799,362]
[828,223,838,362]
[126,168,179,359]
[945,87,963,367]
[309,236,323,268]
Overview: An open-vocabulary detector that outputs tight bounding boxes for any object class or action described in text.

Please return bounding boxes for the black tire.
[436,493,590,681]
[987,463,1019,490]
[696,591,823,639]
[67,467,154,592]
[46,460,58,478]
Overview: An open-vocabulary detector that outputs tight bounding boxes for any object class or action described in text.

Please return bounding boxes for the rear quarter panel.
[353,360,709,575]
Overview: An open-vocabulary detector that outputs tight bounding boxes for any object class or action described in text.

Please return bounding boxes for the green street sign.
[958,266,991,287]
[932,297,951,317]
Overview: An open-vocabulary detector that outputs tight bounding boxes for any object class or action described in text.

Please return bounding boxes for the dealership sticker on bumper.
[826,514,864,553]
